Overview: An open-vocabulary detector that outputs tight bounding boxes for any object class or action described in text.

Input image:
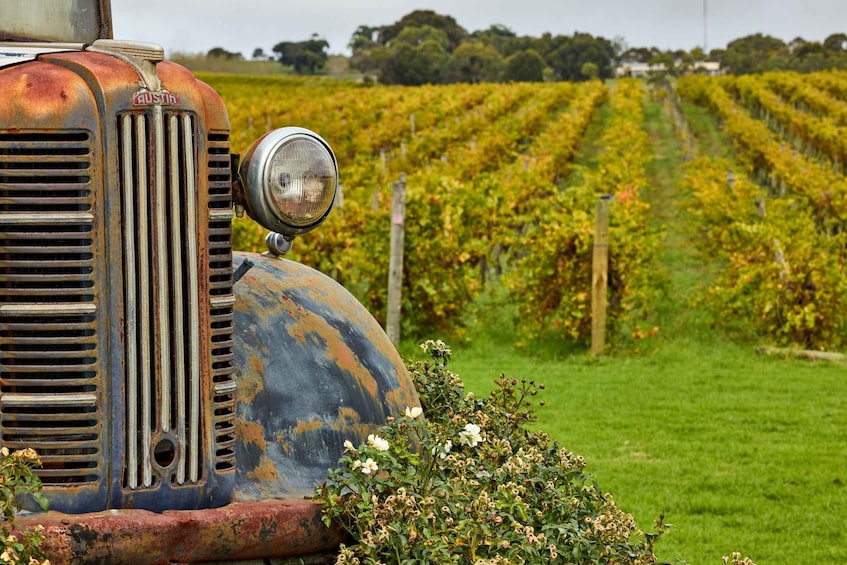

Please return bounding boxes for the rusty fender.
[15,498,344,565]
[231,251,419,501]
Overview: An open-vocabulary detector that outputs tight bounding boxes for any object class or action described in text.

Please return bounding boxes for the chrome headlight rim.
[239,126,338,236]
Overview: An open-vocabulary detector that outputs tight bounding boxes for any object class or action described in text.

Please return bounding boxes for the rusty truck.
[0,1,417,562]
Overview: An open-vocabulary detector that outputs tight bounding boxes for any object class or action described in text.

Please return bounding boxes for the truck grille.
[118,112,235,488]
[207,132,236,473]
[0,131,101,485]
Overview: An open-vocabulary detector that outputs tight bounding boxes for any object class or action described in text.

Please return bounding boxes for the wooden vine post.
[386,174,406,346]
[591,194,613,356]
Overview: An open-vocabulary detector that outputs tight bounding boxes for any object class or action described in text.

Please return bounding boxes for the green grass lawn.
[442,331,847,564]
[401,81,847,564]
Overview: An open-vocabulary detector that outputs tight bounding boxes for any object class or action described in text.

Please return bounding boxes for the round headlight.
[238,127,338,236]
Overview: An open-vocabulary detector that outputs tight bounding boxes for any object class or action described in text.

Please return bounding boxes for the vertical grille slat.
[153,108,171,436]
[167,114,186,481]
[0,130,101,486]
[184,116,201,483]
[120,115,140,490]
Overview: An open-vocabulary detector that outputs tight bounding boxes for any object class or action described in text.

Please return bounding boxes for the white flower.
[431,439,453,458]
[420,339,452,358]
[361,457,379,475]
[439,439,453,459]
[405,406,423,419]
[367,434,390,452]
[343,439,355,452]
[458,423,484,447]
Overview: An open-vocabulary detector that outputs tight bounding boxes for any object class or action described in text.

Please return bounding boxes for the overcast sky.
[111,0,845,58]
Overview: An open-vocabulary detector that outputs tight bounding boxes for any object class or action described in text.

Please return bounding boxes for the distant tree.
[251,47,265,60]
[688,47,706,61]
[391,25,452,50]
[533,32,556,59]
[580,61,599,80]
[378,10,468,50]
[381,38,448,85]
[207,47,243,60]
[546,33,614,81]
[376,25,452,85]
[349,25,381,52]
[348,25,389,79]
[648,51,677,78]
[443,41,504,83]
[824,33,847,52]
[351,44,392,78]
[470,24,518,54]
[273,34,329,74]
[708,48,726,62]
[504,49,546,82]
[720,33,787,74]
[620,46,660,63]
[789,40,836,72]
[794,40,826,58]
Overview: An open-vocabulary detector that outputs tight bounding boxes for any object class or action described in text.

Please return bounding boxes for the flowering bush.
[722,553,757,565]
[0,447,49,564]
[316,340,661,564]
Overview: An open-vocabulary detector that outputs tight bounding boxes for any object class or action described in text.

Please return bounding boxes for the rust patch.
[337,406,364,426]
[291,418,324,435]
[247,454,280,483]
[237,362,265,404]
[277,407,380,453]
[0,62,94,130]
[237,420,266,449]
[284,313,380,400]
[16,500,346,564]
[324,406,375,440]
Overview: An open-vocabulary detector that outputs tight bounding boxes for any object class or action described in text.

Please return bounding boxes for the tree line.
[345,11,618,84]
[207,10,847,84]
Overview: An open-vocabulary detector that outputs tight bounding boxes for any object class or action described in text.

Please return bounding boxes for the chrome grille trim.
[213,382,236,395]
[153,108,171,434]
[0,212,94,224]
[0,303,96,315]
[210,296,236,309]
[119,111,203,489]
[185,116,202,483]
[2,393,98,408]
[209,209,233,221]
[120,115,140,489]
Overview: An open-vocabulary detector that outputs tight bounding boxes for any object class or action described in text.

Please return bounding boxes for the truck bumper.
[16,498,344,564]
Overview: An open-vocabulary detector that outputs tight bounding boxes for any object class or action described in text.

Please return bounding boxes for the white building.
[614,60,722,78]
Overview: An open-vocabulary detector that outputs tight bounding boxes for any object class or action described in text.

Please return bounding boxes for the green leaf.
[32,492,49,512]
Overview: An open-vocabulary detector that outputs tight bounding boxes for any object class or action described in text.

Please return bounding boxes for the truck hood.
[0,43,82,68]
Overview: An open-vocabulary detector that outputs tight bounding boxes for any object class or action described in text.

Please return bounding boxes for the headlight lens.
[238,127,337,236]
